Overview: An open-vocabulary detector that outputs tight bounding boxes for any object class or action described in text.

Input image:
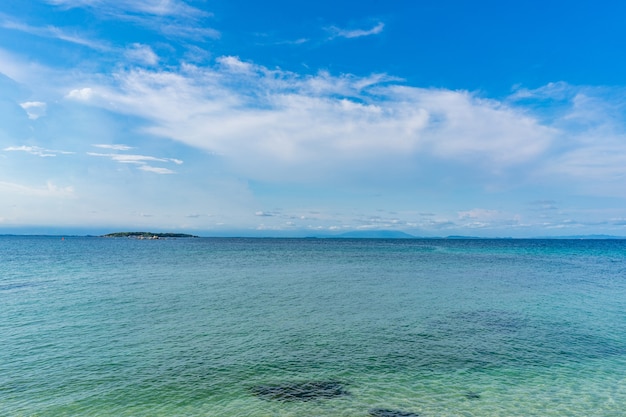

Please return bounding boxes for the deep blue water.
[1,237,625,416]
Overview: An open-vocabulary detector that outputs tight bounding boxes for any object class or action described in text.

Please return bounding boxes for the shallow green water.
[1,237,626,416]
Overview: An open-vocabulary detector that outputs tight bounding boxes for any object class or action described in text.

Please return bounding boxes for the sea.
[1,236,626,416]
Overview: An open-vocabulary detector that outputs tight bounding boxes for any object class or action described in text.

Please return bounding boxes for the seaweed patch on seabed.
[464,391,481,399]
[251,381,349,402]
[369,408,420,417]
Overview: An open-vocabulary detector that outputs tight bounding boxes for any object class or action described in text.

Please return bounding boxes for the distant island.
[101,232,198,239]
[333,230,417,239]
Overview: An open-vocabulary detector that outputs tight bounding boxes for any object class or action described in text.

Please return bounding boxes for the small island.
[101,232,198,239]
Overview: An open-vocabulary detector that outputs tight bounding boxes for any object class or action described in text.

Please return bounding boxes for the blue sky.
[1,0,626,237]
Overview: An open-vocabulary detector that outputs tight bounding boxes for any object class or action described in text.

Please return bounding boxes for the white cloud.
[6,43,626,228]
[510,83,626,194]
[45,0,206,18]
[455,208,526,230]
[44,0,219,40]
[274,38,309,46]
[138,165,175,174]
[92,144,134,150]
[216,56,255,73]
[19,101,47,119]
[0,49,84,95]
[127,0,203,17]
[404,87,554,164]
[66,87,94,100]
[87,151,183,173]
[125,43,158,65]
[69,60,556,184]
[87,152,180,164]
[328,22,385,39]
[4,145,74,157]
[458,209,501,220]
[255,211,276,217]
[43,0,97,7]
[509,81,574,101]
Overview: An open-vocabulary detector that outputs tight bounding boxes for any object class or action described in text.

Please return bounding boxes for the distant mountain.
[101,232,198,238]
[332,230,417,239]
[534,234,626,240]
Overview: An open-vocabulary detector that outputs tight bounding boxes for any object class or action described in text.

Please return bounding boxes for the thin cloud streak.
[44,0,208,19]
[87,151,183,173]
[138,165,175,174]
[0,16,111,51]
[4,146,74,157]
[92,144,134,151]
[43,0,220,40]
[327,22,385,39]
[124,43,158,65]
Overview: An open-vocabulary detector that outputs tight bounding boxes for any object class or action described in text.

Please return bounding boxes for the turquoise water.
[1,237,626,416]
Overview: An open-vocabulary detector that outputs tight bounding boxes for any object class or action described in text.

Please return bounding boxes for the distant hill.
[444,235,483,239]
[534,234,626,240]
[101,232,198,238]
[332,230,417,239]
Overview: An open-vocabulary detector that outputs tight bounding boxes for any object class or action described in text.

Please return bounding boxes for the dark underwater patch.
[464,391,481,399]
[251,380,349,401]
[369,408,420,417]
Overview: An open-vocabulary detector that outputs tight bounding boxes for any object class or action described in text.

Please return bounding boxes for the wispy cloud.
[87,152,182,165]
[4,145,74,157]
[44,0,207,18]
[43,0,220,40]
[65,58,555,186]
[66,88,95,100]
[88,148,183,174]
[510,83,626,195]
[160,25,220,41]
[92,144,134,151]
[138,165,175,174]
[19,101,47,119]
[124,43,158,65]
[0,180,74,197]
[458,208,502,220]
[58,56,626,205]
[275,38,309,46]
[327,22,385,39]
[0,16,110,50]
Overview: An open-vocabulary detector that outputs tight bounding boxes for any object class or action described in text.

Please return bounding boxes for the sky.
[1,0,626,237]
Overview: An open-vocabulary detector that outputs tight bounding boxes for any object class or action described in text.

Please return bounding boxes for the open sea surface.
[1,236,626,416]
